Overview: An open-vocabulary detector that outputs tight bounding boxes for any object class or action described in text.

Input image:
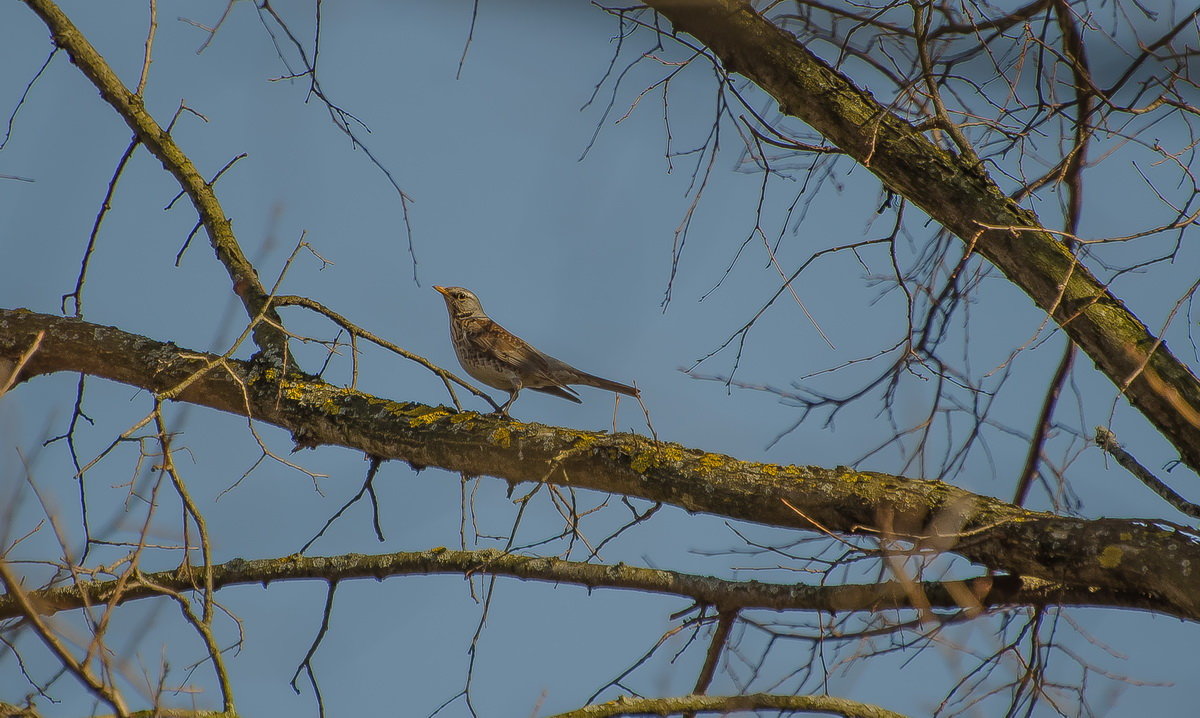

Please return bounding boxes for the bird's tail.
[577,372,639,397]
[531,385,583,403]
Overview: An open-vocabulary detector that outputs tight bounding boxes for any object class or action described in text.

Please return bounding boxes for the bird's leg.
[496,387,520,415]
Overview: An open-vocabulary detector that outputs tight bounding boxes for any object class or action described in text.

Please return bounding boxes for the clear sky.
[2,1,1198,716]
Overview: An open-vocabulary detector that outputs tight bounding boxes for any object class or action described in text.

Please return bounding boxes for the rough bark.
[0,548,1168,622]
[643,0,1200,473]
[19,0,288,359]
[3,308,1198,620]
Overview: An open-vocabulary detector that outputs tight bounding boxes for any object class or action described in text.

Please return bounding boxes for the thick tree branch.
[642,0,1200,474]
[19,0,288,359]
[2,309,1199,619]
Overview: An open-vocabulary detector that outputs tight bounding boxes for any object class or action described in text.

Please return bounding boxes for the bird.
[434,285,639,414]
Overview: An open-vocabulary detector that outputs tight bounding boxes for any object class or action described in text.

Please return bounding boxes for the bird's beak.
[434,285,449,296]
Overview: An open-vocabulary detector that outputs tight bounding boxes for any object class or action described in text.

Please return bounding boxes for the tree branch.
[3,548,1169,623]
[1096,426,1200,518]
[546,693,907,718]
[19,0,288,359]
[642,0,1200,474]
[2,308,1199,619]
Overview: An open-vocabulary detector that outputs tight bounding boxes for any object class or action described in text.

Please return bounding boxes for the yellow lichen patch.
[659,445,685,464]
[378,401,423,416]
[277,380,351,413]
[281,381,306,402]
[408,409,451,428]
[629,444,683,473]
[449,412,475,425]
[1098,545,1123,568]
[570,434,600,453]
[630,451,656,474]
[489,426,511,448]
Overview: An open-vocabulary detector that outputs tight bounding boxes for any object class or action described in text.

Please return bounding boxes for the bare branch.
[643,0,1200,473]
[19,0,289,359]
[546,692,908,718]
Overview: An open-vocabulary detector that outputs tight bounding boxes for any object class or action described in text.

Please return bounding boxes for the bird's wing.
[463,317,557,379]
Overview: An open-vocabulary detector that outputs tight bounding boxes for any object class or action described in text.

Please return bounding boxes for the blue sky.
[3,1,1199,716]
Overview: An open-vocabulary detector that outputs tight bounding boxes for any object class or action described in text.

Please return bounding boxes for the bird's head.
[434,286,487,319]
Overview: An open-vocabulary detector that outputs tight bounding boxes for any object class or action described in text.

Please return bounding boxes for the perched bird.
[434,285,639,414]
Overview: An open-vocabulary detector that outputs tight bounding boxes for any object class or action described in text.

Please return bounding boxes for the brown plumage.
[434,285,638,414]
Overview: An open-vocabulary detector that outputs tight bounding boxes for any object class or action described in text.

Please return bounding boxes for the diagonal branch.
[1096,427,1200,519]
[19,0,288,360]
[641,0,1200,474]
[0,561,129,716]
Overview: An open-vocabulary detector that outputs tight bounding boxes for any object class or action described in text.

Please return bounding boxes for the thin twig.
[1095,427,1200,519]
